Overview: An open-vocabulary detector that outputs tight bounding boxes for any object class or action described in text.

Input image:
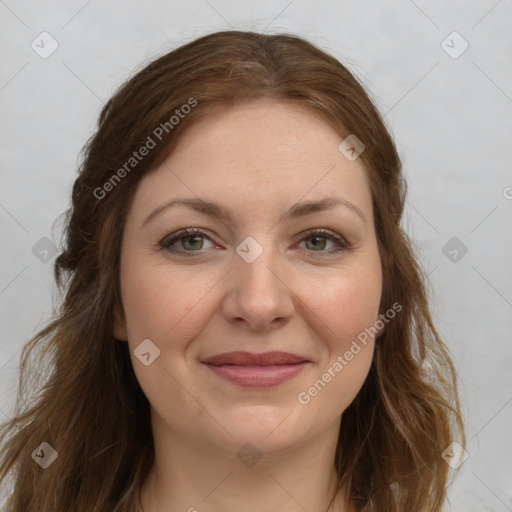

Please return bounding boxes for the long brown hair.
[0,30,465,511]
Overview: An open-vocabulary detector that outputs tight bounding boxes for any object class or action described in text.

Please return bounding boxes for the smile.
[201,351,311,388]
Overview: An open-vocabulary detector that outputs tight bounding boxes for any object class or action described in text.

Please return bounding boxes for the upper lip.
[202,351,309,366]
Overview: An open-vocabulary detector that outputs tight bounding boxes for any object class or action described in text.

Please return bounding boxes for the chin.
[211,403,311,452]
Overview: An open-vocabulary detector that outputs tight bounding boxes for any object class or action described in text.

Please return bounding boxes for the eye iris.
[182,235,203,250]
[305,236,326,250]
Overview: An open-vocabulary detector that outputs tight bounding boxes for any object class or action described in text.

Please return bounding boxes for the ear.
[113,302,128,341]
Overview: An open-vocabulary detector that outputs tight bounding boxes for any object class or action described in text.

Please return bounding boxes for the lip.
[201,351,310,388]
[202,351,308,366]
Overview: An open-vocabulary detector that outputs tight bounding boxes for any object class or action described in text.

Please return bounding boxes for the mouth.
[201,351,311,388]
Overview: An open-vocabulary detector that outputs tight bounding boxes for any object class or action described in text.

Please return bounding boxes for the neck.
[139,410,351,512]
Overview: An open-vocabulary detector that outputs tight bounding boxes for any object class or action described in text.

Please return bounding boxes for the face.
[114,99,383,457]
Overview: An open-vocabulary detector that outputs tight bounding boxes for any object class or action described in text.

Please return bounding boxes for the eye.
[295,228,351,257]
[158,227,351,257]
[159,228,215,256]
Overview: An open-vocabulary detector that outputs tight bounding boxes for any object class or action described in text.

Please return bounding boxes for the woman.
[0,30,465,511]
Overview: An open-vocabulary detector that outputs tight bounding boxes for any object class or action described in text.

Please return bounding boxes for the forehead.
[129,99,374,226]
[168,99,354,170]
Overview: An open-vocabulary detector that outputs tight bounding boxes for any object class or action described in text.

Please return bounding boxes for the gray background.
[1,0,511,510]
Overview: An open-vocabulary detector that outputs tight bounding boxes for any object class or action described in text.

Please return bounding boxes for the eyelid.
[295,228,350,247]
[159,227,218,251]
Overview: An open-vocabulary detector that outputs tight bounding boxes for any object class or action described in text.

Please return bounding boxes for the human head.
[0,30,464,512]
[112,96,383,492]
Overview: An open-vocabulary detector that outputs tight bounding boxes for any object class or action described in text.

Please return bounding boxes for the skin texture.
[114,99,383,512]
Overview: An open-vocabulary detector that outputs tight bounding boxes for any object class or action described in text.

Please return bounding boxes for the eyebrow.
[141,196,366,229]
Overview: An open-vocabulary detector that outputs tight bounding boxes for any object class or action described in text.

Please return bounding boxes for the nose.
[221,236,295,332]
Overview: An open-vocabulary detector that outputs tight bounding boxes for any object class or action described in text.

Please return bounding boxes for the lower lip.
[203,362,309,388]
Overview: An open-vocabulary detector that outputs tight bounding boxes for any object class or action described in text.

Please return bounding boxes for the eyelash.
[158,227,351,258]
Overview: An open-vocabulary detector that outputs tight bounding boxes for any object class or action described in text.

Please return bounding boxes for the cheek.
[119,256,210,396]
[119,252,217,344]
[305,263,382,347]
[121,246,382,353]
[331,277,380,339]
[296,262,381,411]
[298,312,377,418]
